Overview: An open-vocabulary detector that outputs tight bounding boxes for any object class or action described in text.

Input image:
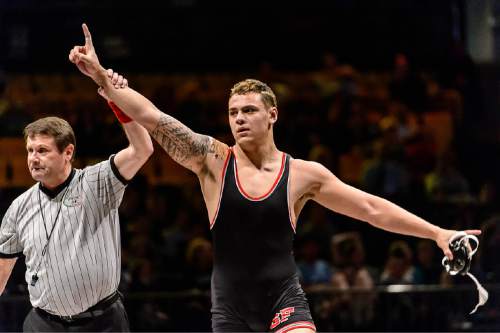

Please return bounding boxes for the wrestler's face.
[26,134,73,188]
[228,93,277,145]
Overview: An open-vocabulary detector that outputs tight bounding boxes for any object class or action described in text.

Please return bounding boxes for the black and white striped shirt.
[0,155,127,316]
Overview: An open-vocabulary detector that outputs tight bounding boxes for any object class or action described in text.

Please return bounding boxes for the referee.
[0,82,153,331]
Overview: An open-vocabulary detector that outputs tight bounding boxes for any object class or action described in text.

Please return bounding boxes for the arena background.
[1,0,500,331]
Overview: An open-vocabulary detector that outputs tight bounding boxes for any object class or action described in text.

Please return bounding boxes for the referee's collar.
[39,169,76,199]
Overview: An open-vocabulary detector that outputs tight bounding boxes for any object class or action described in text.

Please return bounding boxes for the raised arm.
[0,258,16,295]
[97,85,154,180]
[293,159,481,259]
[100,86,220,173]
[68,23,228,174]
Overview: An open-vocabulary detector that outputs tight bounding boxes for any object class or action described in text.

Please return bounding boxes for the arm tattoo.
[151,114,210,164]
[209,139,227,161]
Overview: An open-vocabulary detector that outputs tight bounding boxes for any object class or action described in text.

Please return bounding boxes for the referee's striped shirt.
[0,155,127,316]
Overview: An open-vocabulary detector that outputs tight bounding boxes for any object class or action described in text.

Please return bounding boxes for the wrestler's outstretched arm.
[291,158,481,259]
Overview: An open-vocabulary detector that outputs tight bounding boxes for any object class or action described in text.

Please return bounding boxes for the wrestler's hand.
[435,228,481,260]
[68,23,107,85]
[97,69,128,100]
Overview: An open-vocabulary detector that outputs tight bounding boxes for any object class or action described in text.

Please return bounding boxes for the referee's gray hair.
[23,116,76,161]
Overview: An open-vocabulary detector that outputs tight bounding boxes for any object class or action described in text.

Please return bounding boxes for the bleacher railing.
[1,284,498,331]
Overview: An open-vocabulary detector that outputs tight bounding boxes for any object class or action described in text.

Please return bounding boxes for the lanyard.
[31,185,70,286]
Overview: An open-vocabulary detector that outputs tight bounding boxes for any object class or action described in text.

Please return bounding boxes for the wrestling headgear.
[441,231,488,314]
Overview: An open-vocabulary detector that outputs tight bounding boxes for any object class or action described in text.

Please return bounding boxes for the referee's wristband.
[108,101,132,124]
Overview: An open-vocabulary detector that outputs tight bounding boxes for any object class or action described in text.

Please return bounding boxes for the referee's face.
[26,134,73,188]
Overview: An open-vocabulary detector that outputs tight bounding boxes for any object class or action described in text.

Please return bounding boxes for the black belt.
[35,291,120,323]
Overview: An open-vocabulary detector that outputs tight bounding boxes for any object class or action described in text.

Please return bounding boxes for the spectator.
[414,239,441,284]
[389,53,427,112]
[184,237,213,290]
[328,232,375,330]
[0,72,33,136]
[425,149,471,202]
[380,240,420,284]
[297,236,332,287]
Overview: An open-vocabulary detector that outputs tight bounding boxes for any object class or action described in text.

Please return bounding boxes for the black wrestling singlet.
[210,149,303,331]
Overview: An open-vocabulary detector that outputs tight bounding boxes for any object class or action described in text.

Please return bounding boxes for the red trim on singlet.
[286,166,296,233]
[209,148,232,229]
[274,321,316,333]
[234,152,286,201]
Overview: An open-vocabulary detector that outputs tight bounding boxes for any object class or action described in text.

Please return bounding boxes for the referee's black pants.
[22,296,130,332]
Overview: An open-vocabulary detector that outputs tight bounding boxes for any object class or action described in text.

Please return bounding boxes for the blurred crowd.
[1,50,499,330]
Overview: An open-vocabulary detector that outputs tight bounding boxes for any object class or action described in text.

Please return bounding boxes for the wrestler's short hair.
[230,79,277,108]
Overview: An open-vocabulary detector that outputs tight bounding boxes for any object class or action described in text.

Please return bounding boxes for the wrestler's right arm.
[68,23,228,174]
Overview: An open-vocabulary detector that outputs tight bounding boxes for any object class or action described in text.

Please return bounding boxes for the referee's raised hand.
[69,23,106,85]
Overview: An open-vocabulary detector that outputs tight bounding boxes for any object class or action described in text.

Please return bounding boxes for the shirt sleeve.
[0,201,23,258]
[83,155,128,209]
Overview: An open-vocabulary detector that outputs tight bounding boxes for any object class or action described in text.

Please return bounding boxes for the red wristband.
[108,101,132,123]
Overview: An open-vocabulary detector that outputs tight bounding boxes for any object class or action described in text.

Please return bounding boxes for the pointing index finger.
[82,23,93,48]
